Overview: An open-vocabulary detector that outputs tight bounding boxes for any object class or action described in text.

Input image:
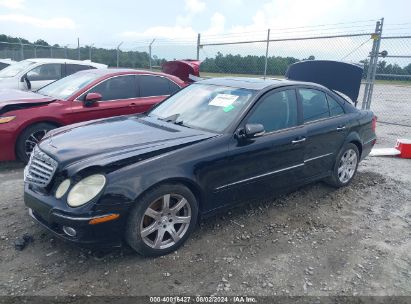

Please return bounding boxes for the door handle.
[337,125,346,131]
[291,137,306,144]
[129,103,137,106]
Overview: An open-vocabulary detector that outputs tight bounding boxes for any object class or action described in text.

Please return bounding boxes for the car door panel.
[211,88,305,209]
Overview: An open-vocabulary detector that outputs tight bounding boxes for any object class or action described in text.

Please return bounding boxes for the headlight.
[67,174,106,207]
[55,179,71,199]
[0,116,16,124]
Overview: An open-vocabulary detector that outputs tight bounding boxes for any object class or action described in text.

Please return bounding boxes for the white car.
[0,58,107,91]
[0,59,16,70]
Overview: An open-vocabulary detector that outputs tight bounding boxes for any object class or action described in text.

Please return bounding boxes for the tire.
[325,143,360,188]
[16,123,57,163]
[125,183,199,257]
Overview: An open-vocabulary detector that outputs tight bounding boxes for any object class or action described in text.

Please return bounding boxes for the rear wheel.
[326,143,359,188]
[125,183,198,257]
[16,123,56,163]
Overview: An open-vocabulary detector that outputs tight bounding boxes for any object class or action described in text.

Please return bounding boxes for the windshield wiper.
[158,113,180,123]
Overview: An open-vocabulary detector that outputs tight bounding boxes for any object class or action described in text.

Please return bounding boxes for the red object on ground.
[395,139,411,159]
[162,60,200,83]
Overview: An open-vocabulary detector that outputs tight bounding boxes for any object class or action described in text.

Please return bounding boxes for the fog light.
[62,226,77,237]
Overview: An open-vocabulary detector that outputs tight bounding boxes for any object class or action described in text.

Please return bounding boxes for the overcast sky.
[0,0,410,61]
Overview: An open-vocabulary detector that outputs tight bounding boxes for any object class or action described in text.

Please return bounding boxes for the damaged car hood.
[0,89,55,115]
[39,115,217,171]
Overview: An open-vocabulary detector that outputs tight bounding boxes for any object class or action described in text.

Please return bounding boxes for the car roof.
[74,68,186,84]
[197,77,313,90]
[24,58,106,68]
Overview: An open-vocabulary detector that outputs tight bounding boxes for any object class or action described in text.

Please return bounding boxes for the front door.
[214,88,306,207]
[69,75,141,123]
[26,63,62,91]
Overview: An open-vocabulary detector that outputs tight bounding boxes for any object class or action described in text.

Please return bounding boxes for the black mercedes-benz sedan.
[24,61,377,256]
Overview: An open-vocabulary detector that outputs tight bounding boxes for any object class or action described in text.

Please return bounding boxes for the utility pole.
[77,38,80,60]
[117,42,123,68]
[196,33,201,60]
[362,18,384,109]
[149,39,155,70]
[264,29,270,78]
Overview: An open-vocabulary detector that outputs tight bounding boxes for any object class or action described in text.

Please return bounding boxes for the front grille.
[24,147,57,187]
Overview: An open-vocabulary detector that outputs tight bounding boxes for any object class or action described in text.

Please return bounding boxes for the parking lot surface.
[0,153,410,297]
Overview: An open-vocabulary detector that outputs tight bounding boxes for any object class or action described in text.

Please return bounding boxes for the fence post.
[18,38,24,60]
[77,38,80,60]
[64,46,67,59]
[50,46,53,58]
[34,46,37,58]
[362,18,384,109]
[196,33,201,60]
[89,44,94,60]
[117,42,123,68]
[264,29,270,78]
[149,39,155,70]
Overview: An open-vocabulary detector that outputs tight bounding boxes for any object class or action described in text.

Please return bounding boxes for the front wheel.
[16,123,57,163]
[125,183,198,257]
[326,143,360,188]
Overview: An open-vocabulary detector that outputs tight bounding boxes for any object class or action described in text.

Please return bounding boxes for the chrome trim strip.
[215,163,304,191]
[304,153,333,163]
[52,212,118,222]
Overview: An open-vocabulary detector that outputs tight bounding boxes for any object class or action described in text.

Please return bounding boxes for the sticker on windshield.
[223,104,235,112]
[209,94,239,107]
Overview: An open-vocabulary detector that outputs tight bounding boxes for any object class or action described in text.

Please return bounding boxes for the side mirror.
[244,123,265,138]
[83,92,102,106]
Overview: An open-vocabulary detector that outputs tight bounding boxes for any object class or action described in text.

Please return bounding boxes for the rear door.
[64,64,96,77]
[69,74,140,123]
[214,88,306,207]
[298,87,349,179]
[136,75,181,112]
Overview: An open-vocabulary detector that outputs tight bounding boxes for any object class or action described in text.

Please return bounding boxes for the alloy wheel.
[338,148,358,183]
[140,194,192,249]
[24,129,48,157]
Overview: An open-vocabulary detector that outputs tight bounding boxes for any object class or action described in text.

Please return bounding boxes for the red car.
[0,66,192,162]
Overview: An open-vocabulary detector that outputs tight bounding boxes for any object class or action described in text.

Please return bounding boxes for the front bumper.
[24,184,129,248]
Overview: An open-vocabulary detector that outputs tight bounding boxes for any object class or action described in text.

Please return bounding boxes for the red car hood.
[0,89,55,115]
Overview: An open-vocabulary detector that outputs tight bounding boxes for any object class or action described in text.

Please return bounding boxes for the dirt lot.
[0,153,410,298]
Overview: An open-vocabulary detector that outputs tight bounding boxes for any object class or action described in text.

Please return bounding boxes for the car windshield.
[0,60,35,78]
[149,83,256,133]
[37,72,100,100]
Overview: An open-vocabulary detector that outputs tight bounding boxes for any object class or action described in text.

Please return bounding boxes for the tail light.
[372,115,377,132]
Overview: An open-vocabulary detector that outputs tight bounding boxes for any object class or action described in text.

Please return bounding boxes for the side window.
[169,81,181,94]
[87,75,137,101]
[299,89,330,123]
[139,75,171,97]
[247,89,298,132]
[0,63,7,70]
[65,64,93,76]
[26,64,62,81]
[327,95,345,116]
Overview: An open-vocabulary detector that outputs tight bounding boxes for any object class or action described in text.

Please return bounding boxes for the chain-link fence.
[0,20,410,147]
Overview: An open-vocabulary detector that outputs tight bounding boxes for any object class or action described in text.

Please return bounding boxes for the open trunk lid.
[162,60,200,83]
[285,60,363,102]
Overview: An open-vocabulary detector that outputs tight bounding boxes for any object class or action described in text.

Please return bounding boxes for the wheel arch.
[132,177,205,216]
[344,131,363,158]
[15,120,63,158]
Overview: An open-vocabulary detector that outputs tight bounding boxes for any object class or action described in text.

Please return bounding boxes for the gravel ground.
[0,155,410,298]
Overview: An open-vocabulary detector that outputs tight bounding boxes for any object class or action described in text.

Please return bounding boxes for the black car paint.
[24,78,376,247]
